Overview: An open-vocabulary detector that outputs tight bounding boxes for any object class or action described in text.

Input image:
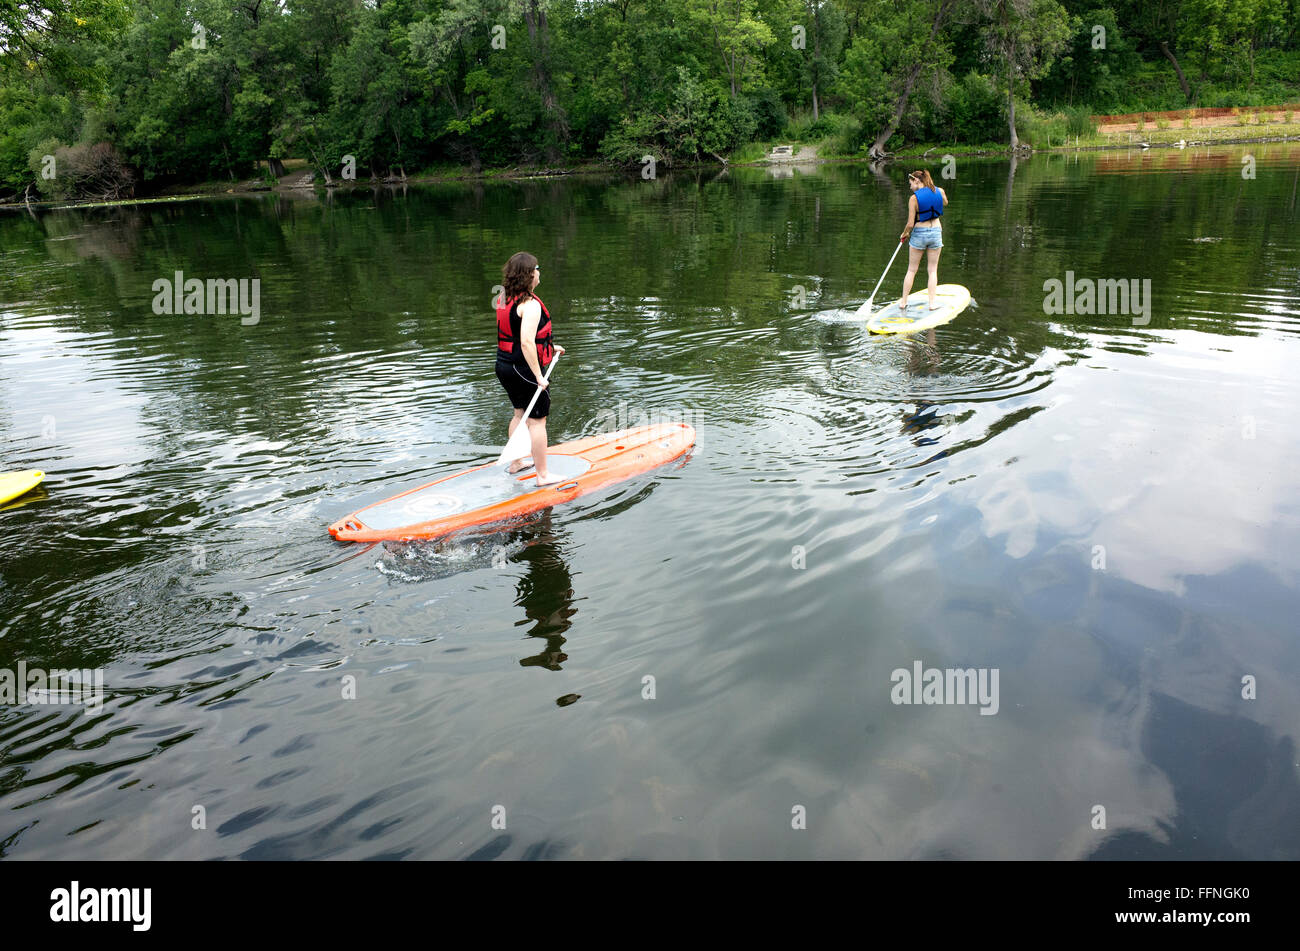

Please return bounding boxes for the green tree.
[1035,7,1139,110]
[839,0,959,157]
[600,65,748,162]
[973,0,1071,147]
[799,0,846,121]
[1179,0,1289,87]
[0,0,127,88]
[685,0,776,97]
[1115,0,1193,101]
[409,0,511,171]
[327,0,429,179]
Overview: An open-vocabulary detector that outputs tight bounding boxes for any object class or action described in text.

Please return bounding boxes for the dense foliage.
[2,0,1298,198]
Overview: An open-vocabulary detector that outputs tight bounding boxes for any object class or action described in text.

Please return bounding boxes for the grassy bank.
[892,114,1300,158]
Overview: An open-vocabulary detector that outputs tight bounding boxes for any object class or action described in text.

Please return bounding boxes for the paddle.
[856,240,904,316]
[496,353,561,467]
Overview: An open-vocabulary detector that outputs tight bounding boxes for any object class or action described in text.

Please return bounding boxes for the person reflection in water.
[901,400,944,448]
[510,511,578,673]
[904,327,941,376]
[900,329,946,453]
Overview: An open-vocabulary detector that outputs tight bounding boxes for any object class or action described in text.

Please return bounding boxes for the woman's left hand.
[554,345,566,356]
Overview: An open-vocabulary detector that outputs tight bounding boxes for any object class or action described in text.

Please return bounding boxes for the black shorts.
[496,358,550,419]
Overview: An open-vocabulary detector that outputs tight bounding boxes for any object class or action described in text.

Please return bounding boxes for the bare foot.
[507,458,534,474]
[533,472,565,487]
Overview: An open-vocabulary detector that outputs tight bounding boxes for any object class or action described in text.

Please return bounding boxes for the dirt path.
[766,143,821,163]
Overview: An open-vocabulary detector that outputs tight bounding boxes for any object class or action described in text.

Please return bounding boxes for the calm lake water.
[2,146,1298,860]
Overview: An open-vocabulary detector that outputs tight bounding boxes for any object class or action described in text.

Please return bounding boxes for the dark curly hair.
[502,251,538,303]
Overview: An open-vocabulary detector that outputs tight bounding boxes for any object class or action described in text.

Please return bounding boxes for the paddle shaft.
[858,240,905,315]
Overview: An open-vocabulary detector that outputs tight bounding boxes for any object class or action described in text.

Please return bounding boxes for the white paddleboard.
[865,284,971,335]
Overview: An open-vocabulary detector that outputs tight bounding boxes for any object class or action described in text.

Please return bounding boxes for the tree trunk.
[268,157,287,177]
[1159,42,1191,102]
[812,0,822,120]
[1002,0,1018,149]
[306,143,332,185]
[869,0,955,157]
[1007,78,1018,148]
[522,1,570,161]
[870,62,924,157]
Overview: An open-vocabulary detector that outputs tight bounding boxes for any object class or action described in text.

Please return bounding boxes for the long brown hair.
[908,169,936,189]
[502,251,537,303]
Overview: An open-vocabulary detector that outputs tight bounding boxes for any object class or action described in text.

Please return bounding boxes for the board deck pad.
[329,423,695,542]
[357,455,592,531]
[865,283,971,335]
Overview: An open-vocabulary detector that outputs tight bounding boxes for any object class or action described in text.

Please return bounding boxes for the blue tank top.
[915,186,943,221]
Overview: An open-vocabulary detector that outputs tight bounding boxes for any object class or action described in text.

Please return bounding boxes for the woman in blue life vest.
[896,169,949,312]
[496,251,566,485]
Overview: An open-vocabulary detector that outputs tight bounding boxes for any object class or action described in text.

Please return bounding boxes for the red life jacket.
[496,293,554,366]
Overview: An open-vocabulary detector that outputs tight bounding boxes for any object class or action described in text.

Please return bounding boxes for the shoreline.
[4,132,1298,211]
[896,131,1300,158]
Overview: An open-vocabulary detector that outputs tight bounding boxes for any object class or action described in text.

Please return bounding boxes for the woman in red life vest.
[897,169,949,312]
[496,251,566,485]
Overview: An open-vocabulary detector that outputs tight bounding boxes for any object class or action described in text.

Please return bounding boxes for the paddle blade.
[855,298,876,316]
[497,420,533,467]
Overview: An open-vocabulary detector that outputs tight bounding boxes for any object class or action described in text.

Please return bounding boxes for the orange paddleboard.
[328,423,695,542]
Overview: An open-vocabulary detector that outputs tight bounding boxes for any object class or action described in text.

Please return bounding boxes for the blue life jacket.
[915,186,944,221]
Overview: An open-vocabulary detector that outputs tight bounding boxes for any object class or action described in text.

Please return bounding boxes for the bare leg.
[529,416,564,485]
[926,247,942,308]
[898,246,924,310]
[506,409,530,472]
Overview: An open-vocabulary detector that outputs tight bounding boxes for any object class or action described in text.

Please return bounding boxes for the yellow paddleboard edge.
[0,470,45,506]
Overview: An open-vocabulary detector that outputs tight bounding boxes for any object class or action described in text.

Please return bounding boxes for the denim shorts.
[909,225,943,250]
